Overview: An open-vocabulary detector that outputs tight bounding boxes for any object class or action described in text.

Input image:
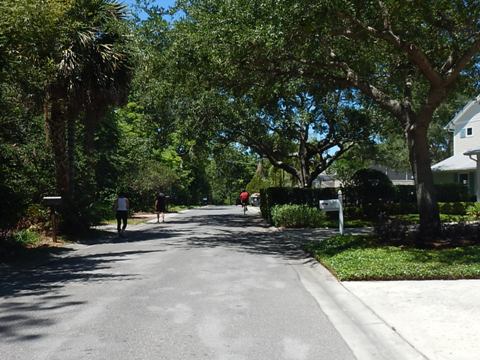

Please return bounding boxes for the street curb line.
[291,258,429,360]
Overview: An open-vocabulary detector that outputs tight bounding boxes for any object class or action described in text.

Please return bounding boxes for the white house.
[432,95,480,201]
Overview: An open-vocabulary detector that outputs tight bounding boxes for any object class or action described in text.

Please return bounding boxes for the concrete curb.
[290,258,429,360]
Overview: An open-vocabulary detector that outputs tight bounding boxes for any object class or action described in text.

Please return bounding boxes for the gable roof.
[464,146,480,156]
[445,94,480,130]
[432,153,476,172]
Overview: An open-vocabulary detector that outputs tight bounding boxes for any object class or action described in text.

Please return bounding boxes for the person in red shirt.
[239,190,250,212]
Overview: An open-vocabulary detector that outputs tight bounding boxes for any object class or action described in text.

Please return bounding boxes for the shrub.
[438,202,471,215]
[13,229,41,246]
[271,204,327,228]
[435,183,470,202]
[345,169,395,219]
[467,203,480,221]
[260,187,337,221]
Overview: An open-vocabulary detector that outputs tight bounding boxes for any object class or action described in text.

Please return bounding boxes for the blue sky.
[121,0,177,20]
[121,0,176,10]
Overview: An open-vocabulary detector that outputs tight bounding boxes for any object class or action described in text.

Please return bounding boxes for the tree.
[171,0,480,239]
[41,0,132,229]
[229,92,374,188]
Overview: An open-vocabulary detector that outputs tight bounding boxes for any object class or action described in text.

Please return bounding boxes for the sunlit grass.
[306,235,480,280]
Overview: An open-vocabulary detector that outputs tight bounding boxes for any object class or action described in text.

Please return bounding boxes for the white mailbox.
[319,190,344,235]
[319,199,340,211]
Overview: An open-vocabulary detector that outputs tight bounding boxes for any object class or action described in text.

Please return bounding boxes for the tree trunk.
[45,95,69,198]
[67,115,76,197]
[406,119,441,242]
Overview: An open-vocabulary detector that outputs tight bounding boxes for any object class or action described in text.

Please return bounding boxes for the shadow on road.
[0,207,341,344]
[0,249,163,343]
[164,208,326,260]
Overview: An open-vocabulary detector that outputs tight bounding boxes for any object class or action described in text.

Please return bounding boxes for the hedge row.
[260,187,337,221]
[261,186,475,222]
[271,205,327,228]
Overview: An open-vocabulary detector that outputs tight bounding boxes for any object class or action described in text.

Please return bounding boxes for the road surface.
[0,206,358,360]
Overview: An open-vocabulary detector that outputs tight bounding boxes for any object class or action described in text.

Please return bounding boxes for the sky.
[121,0,177,20]
[121,0,176,10]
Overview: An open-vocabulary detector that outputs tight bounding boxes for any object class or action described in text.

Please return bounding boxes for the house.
[432,95,480,201]
[314,166,414,188]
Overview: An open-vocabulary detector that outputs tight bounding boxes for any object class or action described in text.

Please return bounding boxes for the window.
[459,173,469,186]
[460,127,473,138]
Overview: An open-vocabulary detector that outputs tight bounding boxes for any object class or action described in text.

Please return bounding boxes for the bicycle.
[241,201,248,215]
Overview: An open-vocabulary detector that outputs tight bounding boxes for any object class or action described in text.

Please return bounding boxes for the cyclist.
[239,189,250,213]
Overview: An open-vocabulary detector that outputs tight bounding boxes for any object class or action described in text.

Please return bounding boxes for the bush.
[260,187,337,221]
[467,203,480,220]
[393,185,417,203]
[13,229,41,246]
[394,184,470,204]
[384,202,418,215]
[435,183,470,202]
[344,169,395,219]
[438,202,472,215]
[271,204,327,228]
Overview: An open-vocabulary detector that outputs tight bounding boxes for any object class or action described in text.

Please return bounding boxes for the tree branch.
[343,11,444,86]
[445,35,480,86]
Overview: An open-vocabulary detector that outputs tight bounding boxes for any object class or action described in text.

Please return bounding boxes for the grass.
[101,216,152,226]
[394,213,468,223]
[305,235,480,281]
[323,219,373,228]
[0,229,70,264]
[168,205,195,212]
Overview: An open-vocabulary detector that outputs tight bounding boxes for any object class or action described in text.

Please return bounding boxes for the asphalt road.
[0,206,356,360]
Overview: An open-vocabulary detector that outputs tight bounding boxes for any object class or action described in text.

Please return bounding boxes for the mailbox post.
[319,190,344,235]
[43,196,62,242]
[338,190,344,235]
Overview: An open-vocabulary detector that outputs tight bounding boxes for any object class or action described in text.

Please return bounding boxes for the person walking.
[114,192,129,236]
[155,192,166,223]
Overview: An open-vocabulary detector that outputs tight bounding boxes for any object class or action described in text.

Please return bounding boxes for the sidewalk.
[343,280,480,360]
[283,226,480,360]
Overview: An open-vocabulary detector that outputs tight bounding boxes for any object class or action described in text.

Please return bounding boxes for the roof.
[432,153,477,172]
[464,146,480,156]
[445,94,480,130]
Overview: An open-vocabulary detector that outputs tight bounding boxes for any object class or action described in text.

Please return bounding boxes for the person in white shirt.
[114,193,129,236]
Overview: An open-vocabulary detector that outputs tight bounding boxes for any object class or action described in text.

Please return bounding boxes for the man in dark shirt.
[155,192,166,223]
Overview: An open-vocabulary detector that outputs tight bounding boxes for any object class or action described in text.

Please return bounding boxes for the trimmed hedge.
[261,184,474,224]
[260,187,337,221]
[394,184,470,203]
[271,204,327,228]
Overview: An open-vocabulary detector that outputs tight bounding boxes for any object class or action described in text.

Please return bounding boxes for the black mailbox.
[43,196,62,207]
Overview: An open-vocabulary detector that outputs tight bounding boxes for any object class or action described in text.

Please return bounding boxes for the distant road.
[0,206,355,360]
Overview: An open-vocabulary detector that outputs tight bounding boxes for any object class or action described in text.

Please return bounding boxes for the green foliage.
[13,229,41,246]
[438,202,472,216]
[271,205,327,228]
[260,187,337,221]
[306,235,480,281]
[435,184,471,202]
[467,203,480,221]
[346,168,395,218]
[245,173,270,194]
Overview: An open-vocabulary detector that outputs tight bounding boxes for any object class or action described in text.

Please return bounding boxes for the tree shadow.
[0,249,163,343]
[74,227,188,245]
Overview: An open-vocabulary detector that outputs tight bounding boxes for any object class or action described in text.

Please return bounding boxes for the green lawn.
[305,235,480,281]
[394,213,468,223]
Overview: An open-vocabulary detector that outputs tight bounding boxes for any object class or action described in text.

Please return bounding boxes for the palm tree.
[43,0,132,230]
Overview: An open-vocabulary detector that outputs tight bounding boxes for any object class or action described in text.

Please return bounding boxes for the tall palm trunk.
[44,90,70,198]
